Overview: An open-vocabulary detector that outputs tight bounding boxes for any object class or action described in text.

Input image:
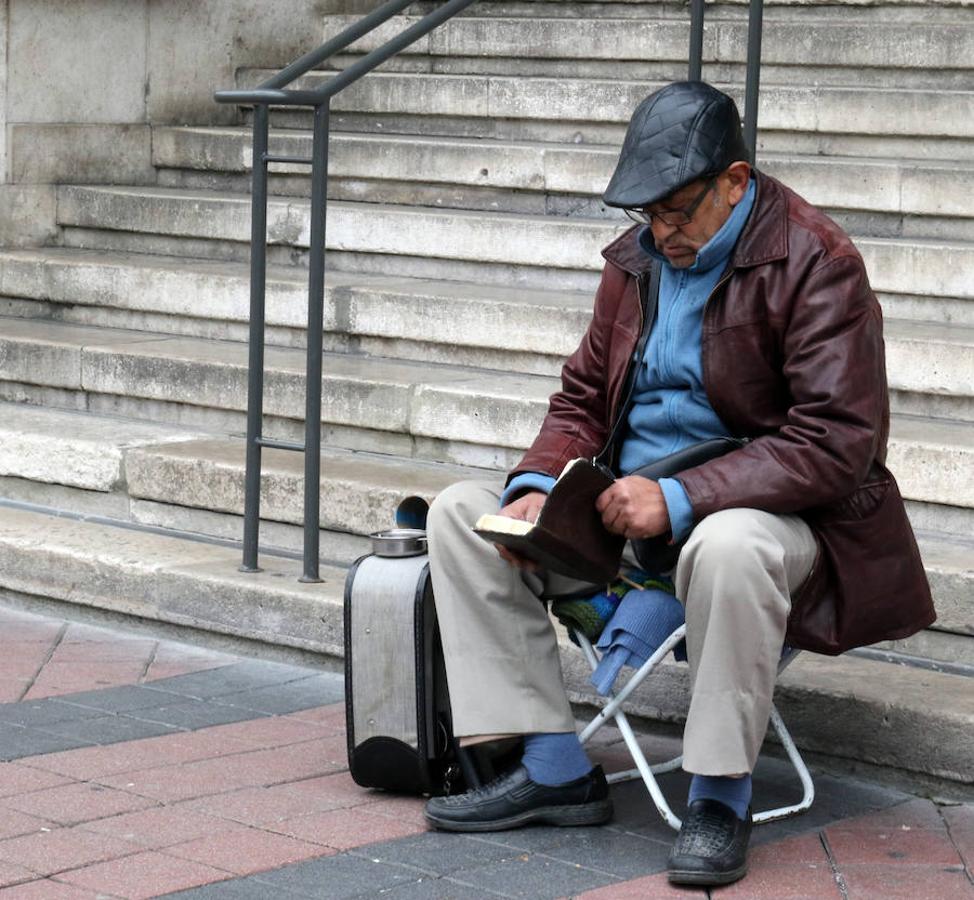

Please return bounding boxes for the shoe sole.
[667,863,748,886]
[424,799,613,833]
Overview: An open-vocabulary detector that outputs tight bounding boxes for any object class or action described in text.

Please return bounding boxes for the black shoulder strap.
[643,258,662,329]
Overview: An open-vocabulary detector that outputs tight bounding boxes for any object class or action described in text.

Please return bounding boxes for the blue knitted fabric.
[591,587,687,695]
[552,572,675,643]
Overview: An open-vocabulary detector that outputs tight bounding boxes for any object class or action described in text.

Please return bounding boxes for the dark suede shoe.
[667,799,752,886]
[424,764,613,832]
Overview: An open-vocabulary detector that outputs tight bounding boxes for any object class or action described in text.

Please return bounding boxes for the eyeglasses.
[623,177,717,227]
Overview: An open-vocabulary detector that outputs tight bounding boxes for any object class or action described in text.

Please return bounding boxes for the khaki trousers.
[427,479,817,776]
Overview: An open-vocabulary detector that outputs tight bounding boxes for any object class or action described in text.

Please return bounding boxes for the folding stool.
[574,624,815,831]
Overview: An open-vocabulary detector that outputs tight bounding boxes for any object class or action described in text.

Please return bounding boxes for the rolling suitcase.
[344,532,461,796]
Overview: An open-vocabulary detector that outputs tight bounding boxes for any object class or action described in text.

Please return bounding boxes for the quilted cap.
[603,81,750,209]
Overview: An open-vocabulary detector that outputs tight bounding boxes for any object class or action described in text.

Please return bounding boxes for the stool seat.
[574,624,815,830]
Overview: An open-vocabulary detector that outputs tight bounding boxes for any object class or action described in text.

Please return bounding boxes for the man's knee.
[428,480,500,537]
[675,508,787,597]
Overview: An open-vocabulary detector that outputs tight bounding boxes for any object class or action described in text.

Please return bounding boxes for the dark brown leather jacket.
[510,171,935,654]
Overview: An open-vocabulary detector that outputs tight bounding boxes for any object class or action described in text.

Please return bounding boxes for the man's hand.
[596,476,670,539]
[495,490,547,571]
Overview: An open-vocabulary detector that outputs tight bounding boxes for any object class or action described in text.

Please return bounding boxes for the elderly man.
[423,81,934,886]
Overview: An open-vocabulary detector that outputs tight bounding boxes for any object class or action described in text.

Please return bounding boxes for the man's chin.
[665,250,696,268]
[656,243,696,267]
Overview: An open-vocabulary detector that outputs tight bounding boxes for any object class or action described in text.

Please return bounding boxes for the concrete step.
[123,437,479,543]
[0,398,967,662]
[0,403,969,645]
[884,416,974,511]
[2,401,965,651]
[0,504,347,658]
[0,403,203,493]
[152,126,974,226]
[56,185,974,302]
[121,436,974,658]
[0,247,591,373]
[7,249,972,386]
[0,315,972,500]
[0,400,478,565]
[0,314,553,469]
[884,320,974,422]
[321,13,974,80]
[908,534,974,645]
[239,69,974,159]
[0,398,964,657]
[0,503,968,784]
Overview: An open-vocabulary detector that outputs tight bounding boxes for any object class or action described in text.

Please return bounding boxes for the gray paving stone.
[250,853,420,898]
[144,660,312,699]
[0,723,96,760]
[161,877,309,899]
[56,683,187,714]
[535,830,671,879]
[351,832,517,877]
[606,772,690,834]
[379,876,512,899]
[214,673,346,715]
[0,698,104,727]
[33,714,182,745]
[130,699,270,730]
[464,824,620,855]
[449,853,616,900]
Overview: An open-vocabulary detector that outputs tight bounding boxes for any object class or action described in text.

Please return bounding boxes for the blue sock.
[521,732,593,786]
[688,774,753,820]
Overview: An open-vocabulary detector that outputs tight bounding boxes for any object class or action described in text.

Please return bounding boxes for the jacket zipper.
[700,267,736,435]
[594,264,738,468]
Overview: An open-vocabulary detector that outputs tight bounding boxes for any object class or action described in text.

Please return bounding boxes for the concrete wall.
[0,0,349,245]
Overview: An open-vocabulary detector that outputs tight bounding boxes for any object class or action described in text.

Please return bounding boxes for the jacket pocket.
[788,465,935,654]
[815,477,890,523]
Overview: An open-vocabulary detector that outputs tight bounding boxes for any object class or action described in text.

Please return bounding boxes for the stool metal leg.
[573,627,815,832]
[575,630,684,830]
[752,703,815,823]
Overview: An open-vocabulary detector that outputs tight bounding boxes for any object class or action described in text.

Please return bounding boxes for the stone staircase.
[0,0,971,786]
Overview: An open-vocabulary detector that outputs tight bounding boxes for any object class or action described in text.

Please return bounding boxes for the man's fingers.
[600,499,628,535]
[595,482,624,513]
[496,544,539,572]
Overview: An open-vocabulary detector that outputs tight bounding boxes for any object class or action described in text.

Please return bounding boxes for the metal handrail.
[216,0,764,583]
[218,0,479,107]
[214,0,479,583]
[687,0,765,164]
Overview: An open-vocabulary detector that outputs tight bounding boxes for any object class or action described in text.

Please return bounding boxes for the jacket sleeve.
[506,263,630,485]
[678,254,887,518]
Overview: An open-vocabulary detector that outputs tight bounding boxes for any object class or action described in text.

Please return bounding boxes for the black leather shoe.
[667,799,752,886]
[424,765,612,832]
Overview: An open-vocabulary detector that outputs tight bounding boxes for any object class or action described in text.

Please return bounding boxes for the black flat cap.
[603,81,749,209]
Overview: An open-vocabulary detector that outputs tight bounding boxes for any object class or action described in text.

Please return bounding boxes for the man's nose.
[650,217,679,240]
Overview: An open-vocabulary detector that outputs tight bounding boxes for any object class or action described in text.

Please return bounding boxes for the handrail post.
[688,0,705,81]
[219,1,489,581]
[240,104,270,573]
[744,0,764,164]
[299,102,331,584]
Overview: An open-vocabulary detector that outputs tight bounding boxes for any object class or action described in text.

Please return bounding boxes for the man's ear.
[724,161,752,206]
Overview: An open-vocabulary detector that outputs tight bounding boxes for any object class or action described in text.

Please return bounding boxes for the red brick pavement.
[0,608,235,704]
[0,606,970,898]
